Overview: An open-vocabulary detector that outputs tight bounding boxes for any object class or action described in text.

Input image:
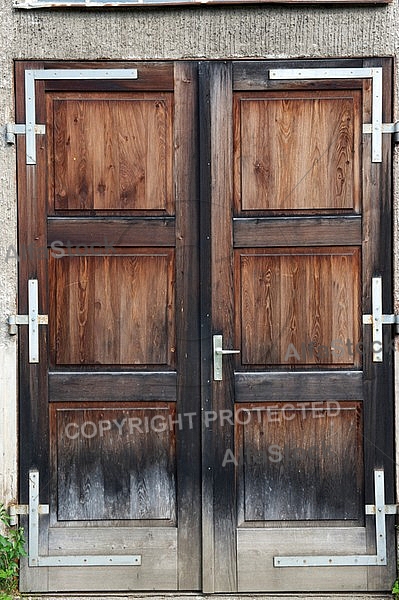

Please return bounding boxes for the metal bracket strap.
[362,277,399,362]
[16,68,138,164]
[269,67,384,162]
[274,469,397,568]
[8,279,48,363]
[5,123,45,145]
[13,470,141,567]
[363,121,399,142]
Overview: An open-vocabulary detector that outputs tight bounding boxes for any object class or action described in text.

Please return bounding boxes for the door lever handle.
[213,335,240,381]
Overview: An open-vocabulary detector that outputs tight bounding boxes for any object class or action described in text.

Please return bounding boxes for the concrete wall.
[0,0,398,560]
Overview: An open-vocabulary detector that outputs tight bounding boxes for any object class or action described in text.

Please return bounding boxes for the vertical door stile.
[362,57,395,589]
[199,61,215,595]
[174,61,202,591]
[209,61,237,593]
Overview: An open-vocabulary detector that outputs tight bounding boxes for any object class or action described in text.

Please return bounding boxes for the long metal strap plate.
[24,68,138,164]
[28,470,141,567]
[269,67,383,162]
[274,470,394,568]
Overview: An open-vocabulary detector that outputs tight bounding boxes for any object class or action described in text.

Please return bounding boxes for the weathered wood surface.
[234,90,360,212]
[53,95,173,212]
[236,401,363,522]
[233,216,362,247]
[49,251,175,366]
[235,247,361,366]
[237,528,367,592]
[52,404,176,521]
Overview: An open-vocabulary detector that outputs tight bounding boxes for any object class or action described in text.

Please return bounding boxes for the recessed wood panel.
[234,92,360,212]
[236,247,361,366]
[53,405,176,521]
[236,402,363,522]
[50,251,175,366]
[53,96,173,212]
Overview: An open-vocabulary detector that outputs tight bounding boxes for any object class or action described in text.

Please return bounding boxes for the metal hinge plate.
[269,67,384,162]
[274,469,397,568]
[8,279,48,363]
[6,123,45,145]
[16,470,142,567]
[362,277,399,362]
[363,121,399,143]
[9,503,48,526]
[12,68,138,164]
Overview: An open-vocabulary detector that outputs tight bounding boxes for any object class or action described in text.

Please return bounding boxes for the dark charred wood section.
[235,371,363,401]
[236,402,364,523]
[49,372,177,402]
[52,403,177,522]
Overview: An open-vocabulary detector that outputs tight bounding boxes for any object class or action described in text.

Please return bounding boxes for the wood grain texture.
[49,372,177,402]
[234,91,361,212]
[198,61,215,594]
[16,61,51,504]
[233,59,365,91]
[48,217,175,246]
[173,62,202,590]
[53,95,173,212]
[47,527,178,591]
[233,216,362,247]
[361,58,395,591]
[44,61,174,92]
[53,404,176,521]
[235,247,361,366]
[235,371,363,402]
[236,402,363,522]
[237,528,367,592]
[49,251,175,366]
[208,62,237,593]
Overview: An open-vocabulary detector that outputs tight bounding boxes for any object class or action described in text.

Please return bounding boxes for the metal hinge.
[274,469,397,567]
[9,503,48,526]
[362,277,399,362]
[16,470,141,567]
[363,121,399,143]
[8,279,48,363]
[5,123,45,145]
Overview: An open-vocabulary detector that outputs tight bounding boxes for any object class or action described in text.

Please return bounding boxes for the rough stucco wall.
[1,6,399,61]
[0,0,398,504]
[0,53,17,503]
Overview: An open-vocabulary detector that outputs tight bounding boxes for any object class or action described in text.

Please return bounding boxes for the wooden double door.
[16,59,395,593]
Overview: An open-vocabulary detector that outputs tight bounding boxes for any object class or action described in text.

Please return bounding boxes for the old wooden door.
[16,60,201,592]
[199,59,395,593]
[16,59,395,594]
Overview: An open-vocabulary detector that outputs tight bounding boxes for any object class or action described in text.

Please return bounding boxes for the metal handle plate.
[213,334,240,381]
